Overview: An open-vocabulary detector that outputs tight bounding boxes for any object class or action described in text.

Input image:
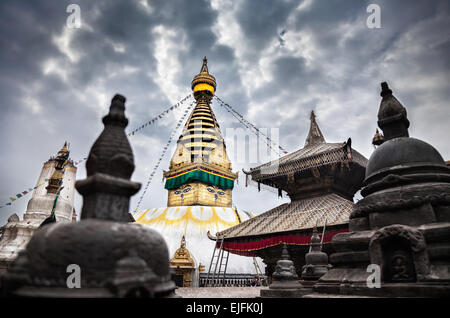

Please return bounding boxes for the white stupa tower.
[0,143,77,272]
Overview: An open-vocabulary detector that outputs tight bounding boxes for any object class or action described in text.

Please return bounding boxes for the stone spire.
[301,226,331,283]
[377,82,410,141]
[305,111,325,147]
[76,94,141,222]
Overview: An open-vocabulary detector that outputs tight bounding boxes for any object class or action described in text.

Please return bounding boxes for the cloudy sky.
[1,0,449,226]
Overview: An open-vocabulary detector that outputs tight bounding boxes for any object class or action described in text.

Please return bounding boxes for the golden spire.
[175,58,227,164]
[372,128,384,146]
[200,56,209,73]
[46,142,70,194]
[58,141,69,157]
[164,58,237,207]
[191,57,217,98]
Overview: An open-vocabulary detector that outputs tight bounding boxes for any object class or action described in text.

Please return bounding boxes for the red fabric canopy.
[220,229,348,257]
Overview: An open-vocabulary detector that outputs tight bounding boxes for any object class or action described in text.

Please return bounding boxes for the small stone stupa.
[315,82,450,297]
[301,226,331,287]
[1,94,176,298]
[260,244,310,297]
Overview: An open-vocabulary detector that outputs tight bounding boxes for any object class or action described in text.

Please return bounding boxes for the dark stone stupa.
[260,244,311,297]
[1,95,177,298]
[315,83,450,297]
[301,226,331,287]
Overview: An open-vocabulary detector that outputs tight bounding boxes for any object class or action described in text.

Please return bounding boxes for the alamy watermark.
[66,264,81,288]
[366,4,381,29]
[66,4,82,29]
[366,264,381,288]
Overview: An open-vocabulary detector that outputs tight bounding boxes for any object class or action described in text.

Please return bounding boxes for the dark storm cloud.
[236,0,300,51]
[1,0,449,226]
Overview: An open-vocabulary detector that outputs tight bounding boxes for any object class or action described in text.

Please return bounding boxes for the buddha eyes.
[175,185,191,195]
[206,187,225,196]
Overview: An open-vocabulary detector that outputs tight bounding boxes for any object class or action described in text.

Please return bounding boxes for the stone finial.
[76,94,141,222]
[305,111,326,147]
[310,226,322,252]
[377,82,410,141]
[280,243,291,260]
[87,94,134,179]
[302,227,330,281]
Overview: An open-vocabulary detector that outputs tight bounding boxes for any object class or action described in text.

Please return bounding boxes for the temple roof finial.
[377,81,410,140]
[281,243,290,260]
[305,110,326,147]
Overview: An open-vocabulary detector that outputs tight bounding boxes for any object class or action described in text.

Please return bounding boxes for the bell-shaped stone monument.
[1,94,177,298]
[315,83,450,297]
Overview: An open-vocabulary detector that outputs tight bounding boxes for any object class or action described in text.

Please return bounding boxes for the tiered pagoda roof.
[217,193,353,238]
[249,111,367,184]
[213,111,368,249]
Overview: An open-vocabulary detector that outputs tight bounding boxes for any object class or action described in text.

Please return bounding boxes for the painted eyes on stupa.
[174,185,191,195]
[206,187,225,196]
[183,187,191,193]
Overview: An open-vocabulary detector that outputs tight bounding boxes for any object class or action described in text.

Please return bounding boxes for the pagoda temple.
[132,58,257,287]
[211,112,368,277]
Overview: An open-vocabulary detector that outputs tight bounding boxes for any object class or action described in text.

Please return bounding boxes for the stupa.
[0,143,77,272]
[1,94,176,298]
[132,58,257,287]
[315,82,450,297]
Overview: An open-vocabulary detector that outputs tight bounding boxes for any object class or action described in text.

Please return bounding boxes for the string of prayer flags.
[127,94,192,137]
[134,100,195,213]
[214,96,289,156]
[0,178,50,209]
[0,96,194,210]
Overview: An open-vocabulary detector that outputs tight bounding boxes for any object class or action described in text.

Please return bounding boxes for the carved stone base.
[314,222,450,297]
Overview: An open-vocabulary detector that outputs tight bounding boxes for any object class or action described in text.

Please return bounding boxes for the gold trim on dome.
[194,83,215,94]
